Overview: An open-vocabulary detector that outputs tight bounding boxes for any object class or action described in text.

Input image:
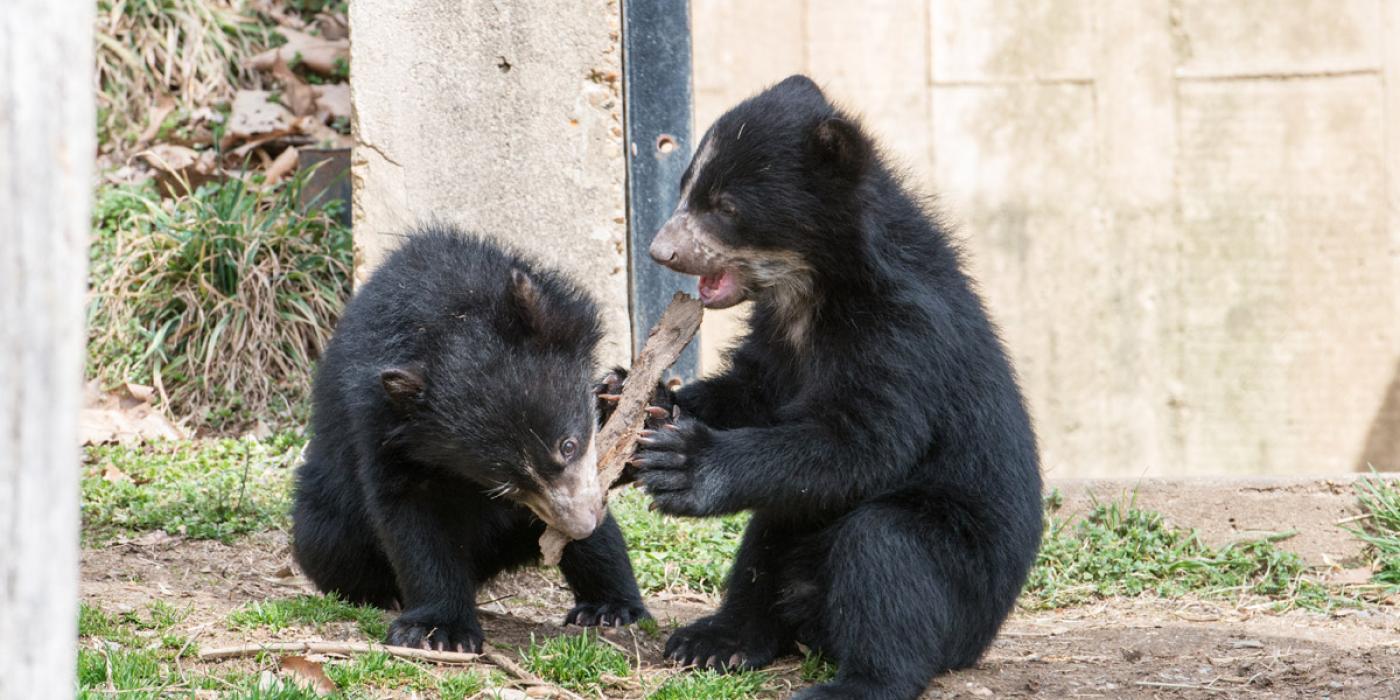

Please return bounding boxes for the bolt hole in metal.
[655,134,677,156]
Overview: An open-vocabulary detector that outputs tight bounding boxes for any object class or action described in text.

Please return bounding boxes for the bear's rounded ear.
[776,74,824,98]
[811,117,870,180]
[508,267,552,338]
[380,365,425,409]
[505,266,594,347]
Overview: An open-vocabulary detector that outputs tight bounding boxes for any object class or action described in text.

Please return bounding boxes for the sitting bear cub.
[292,226,649,652]
[629,75,1044,700]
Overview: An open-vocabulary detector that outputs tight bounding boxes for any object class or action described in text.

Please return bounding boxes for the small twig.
[1134,680,1228,693]
[485,650,586,700]
[198,641,480,664]
[1335,513,1372,525]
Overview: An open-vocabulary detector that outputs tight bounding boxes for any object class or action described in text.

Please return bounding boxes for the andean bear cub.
[626,75,1044,699]
[292,227,649,652]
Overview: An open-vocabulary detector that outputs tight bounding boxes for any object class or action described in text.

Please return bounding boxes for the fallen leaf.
[247,29,348,77]
[80,385,185,445]
[247,419,275,440]
[966,683,994,697]
[137,144,220,195]
[137,96,177,144]
[102,463,133,484]
[297,117,354,149]
[225,90,296,141]
[280,656,336,696]
[270,55,318,117]
[315,12,349,41]
[311,83,350,123]
[124,383,155,403]
[264,147,300,185]
[249,0,307,30]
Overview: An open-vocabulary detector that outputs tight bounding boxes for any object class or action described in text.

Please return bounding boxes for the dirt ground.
[81,530,1400,699]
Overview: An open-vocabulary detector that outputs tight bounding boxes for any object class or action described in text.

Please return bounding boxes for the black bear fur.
[629,75,1043,700]
[292,226,649,653]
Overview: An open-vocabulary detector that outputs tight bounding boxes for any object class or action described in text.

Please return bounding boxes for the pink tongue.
[699,272,724,302]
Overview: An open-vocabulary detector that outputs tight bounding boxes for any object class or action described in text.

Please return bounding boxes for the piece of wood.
[199,642,584,700]
[0,1,95,697]
[200,641,482,664]
[539,293,703,564]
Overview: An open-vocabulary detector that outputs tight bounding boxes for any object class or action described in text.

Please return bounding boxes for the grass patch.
[77,602,197,697]
[523,630,631,693]
[437,670,490,700]
[83,435,301,542]
[798,650,837,683]
[1352,476,1400,586]
[323,651,430,690]
[647,669,773,700]
[228,594,387,639]
[613,488,747,595]
[1024,495,1350,610]
[77,647,165,695]
[88,178,351,432]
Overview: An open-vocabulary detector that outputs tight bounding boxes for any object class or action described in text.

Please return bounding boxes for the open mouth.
[697,269,744,309]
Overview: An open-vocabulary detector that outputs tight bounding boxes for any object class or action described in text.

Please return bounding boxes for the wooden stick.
[198,641,480,664]
[539,293,704,564]
[199,641,586,700]
[485,650,585,700]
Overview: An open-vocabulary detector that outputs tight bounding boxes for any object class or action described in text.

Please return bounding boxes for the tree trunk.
[0,0,94,696]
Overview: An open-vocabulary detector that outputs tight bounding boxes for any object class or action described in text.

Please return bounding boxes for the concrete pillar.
[351,0,630,365]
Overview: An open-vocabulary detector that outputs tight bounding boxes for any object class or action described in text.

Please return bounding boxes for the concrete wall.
[693,0,1400,478]
[351,0,630,366]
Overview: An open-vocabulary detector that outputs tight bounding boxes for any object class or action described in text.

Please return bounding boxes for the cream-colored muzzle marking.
[524,439,602,541]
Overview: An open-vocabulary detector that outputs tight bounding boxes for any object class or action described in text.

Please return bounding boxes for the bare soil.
[81,529,1400,699]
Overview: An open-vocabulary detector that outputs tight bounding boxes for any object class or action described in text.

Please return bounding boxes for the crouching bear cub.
[292,227,649,652]
[628,76,1044,699]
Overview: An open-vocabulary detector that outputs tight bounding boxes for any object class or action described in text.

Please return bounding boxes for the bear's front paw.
[386,610,484,653]
[664,617,787,672]
[633,417,730,516]
[564,599,651,628]
[593,367,629,426]
[594,367,679,429]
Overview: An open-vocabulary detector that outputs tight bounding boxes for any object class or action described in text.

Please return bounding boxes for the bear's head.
[648,74,874,311]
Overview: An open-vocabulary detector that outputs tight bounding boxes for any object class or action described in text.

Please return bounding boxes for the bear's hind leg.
[791,501,987,700]
[291,482,399,608]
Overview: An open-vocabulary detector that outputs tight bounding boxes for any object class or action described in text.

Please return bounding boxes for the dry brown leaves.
[246,28,349,77]
[80,380,186,445]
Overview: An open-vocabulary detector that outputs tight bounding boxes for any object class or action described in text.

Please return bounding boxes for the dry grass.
[87,174,351,431]
[95,0,279,149]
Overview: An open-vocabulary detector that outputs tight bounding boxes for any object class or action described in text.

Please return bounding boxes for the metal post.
[622,0,699,380]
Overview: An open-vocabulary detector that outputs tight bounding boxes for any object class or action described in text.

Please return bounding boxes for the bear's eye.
[714,195,739,219]
[558,437,579,461]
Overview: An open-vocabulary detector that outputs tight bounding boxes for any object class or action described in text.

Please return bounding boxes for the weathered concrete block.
[692,0,806,130]
[1174,0,1381,77]
[930,0,1095,82]
[681,0,1400,477]
[808,0,931,184]
[351,0,629,365]
[930,83,1104,475]
[1176,76,1391,474]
